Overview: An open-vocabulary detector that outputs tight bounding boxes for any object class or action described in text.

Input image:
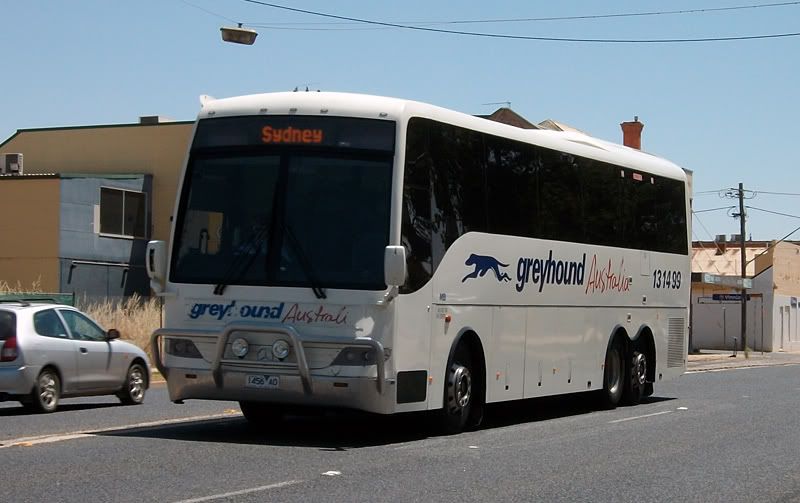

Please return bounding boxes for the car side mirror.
[107,329,121,340]
[384,245,407,287]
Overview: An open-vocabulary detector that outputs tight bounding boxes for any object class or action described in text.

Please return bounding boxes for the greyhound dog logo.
[462,254,512,283]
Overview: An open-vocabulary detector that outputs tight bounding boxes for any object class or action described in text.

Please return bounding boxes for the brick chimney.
[620,116,644,150]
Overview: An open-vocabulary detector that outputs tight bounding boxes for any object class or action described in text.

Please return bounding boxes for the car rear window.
[0,310,16,340]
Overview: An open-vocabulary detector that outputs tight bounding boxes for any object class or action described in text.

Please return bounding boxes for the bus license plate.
[245,374,280,389]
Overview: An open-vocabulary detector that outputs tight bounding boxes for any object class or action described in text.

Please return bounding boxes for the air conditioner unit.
[715,234,727,243]
[3,153,23,174]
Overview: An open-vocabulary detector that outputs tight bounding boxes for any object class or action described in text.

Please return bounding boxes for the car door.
[58,309,120,392]
[31,309,80,394]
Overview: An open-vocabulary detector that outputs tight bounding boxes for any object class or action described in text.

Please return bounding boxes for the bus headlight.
[272,339,290,360]
[231,337,250,358]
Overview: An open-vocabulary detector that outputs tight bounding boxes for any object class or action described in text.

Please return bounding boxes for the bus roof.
[198,91,687,181]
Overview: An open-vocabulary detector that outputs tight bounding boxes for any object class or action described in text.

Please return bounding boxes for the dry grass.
[79,294,161,357]
[1,281,160,357]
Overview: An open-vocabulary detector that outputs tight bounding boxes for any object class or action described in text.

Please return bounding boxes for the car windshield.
[0,310,16,340]
[170,116,395,291]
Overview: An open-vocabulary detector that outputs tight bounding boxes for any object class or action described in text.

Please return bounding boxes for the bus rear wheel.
[623,351,648,405]
[600,339,624,409]
[439,347,475,434]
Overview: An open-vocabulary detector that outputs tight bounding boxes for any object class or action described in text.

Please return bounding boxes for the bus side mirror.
[384,245,407,287]
[147,240,167,294]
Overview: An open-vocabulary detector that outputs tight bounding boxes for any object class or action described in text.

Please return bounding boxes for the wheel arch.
[34,364,63,394]
[130,357,150,389]
[605,324,630,355]
[446,328,487,407]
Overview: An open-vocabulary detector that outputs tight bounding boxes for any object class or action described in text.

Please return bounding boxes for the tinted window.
[173,130,394,291]
[33,310,68,339]
[401,120,434,293]
[401,117,688,291]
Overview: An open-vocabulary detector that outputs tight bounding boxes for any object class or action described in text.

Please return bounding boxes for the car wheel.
[117,363,147,405]
[600,339,624,409]
[30,368,60,413]
[439,346,474,434]
[239,401,284,426]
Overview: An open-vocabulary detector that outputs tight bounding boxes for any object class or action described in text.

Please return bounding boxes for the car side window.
[33,310,69,339]
[59,310,107,342]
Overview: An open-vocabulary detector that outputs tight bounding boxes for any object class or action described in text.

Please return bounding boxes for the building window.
[99,187,146,238]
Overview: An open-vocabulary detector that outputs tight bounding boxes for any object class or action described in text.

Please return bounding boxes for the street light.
[220,23,258,45]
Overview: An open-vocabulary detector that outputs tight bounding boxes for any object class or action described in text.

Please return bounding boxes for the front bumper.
[151,322,394,414]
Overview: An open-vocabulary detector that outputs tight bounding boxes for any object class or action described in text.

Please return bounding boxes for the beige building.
[691,236,800,352]
[0,118,192,296]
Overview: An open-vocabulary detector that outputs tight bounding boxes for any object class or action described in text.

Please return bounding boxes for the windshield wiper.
[213,225,269,296]
[282,222,326,299]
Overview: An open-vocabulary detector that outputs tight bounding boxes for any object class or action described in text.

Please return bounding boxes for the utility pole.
[738,182,748,353]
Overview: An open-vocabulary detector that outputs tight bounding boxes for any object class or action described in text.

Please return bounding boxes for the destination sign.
[192,115,395,151]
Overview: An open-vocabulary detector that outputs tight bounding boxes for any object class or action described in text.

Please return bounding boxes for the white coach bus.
[146,91,689,433]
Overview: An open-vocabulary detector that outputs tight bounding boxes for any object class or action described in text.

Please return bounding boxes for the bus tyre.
[600,340,624,409]
[440,347,474,434]
[623,351,648,405]
[239,401,283,425]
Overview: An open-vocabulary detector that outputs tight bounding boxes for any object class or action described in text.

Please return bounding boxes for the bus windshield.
[170,117,395,291]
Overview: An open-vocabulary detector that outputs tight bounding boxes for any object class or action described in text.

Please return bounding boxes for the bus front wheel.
[440,346,474,434]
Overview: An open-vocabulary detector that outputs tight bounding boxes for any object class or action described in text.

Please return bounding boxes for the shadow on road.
[96,392,676,450]
[0,402,119,417]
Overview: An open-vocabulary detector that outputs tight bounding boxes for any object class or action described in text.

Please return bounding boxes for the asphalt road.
[2,365,799,503]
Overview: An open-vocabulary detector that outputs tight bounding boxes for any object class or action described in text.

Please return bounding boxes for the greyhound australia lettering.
[188,300,237,320]
[188,300,285,320]
[515,251,586,293]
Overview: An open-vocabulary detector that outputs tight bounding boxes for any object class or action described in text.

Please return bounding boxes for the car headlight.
[272,339,290,360]
[231,337,249,358]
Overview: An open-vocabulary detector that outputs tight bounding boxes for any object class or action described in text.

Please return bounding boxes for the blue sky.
[2,1,799,241]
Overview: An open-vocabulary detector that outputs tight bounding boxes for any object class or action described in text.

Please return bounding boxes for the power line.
[753,190,800,196]
[746,205,800,219]
[243,2,800,28]
[240,0,800,43]
[694,205,736,214]
[180,0,239,24]
[694,189,728,196]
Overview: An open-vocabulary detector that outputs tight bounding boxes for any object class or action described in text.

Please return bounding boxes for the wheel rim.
[632,352,647,386]
[128,367,145,402]
[607,349,622,395]
[448,365,472,413]
[39,372,58,409]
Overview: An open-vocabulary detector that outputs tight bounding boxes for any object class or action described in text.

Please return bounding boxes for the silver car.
[0,301,150,412]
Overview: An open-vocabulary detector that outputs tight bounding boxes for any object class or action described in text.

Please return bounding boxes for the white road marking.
[322,471,342,476]
[171,480,302,503]
[0,411,241,449]
[677,406,688,410]
[608,410,672,424]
